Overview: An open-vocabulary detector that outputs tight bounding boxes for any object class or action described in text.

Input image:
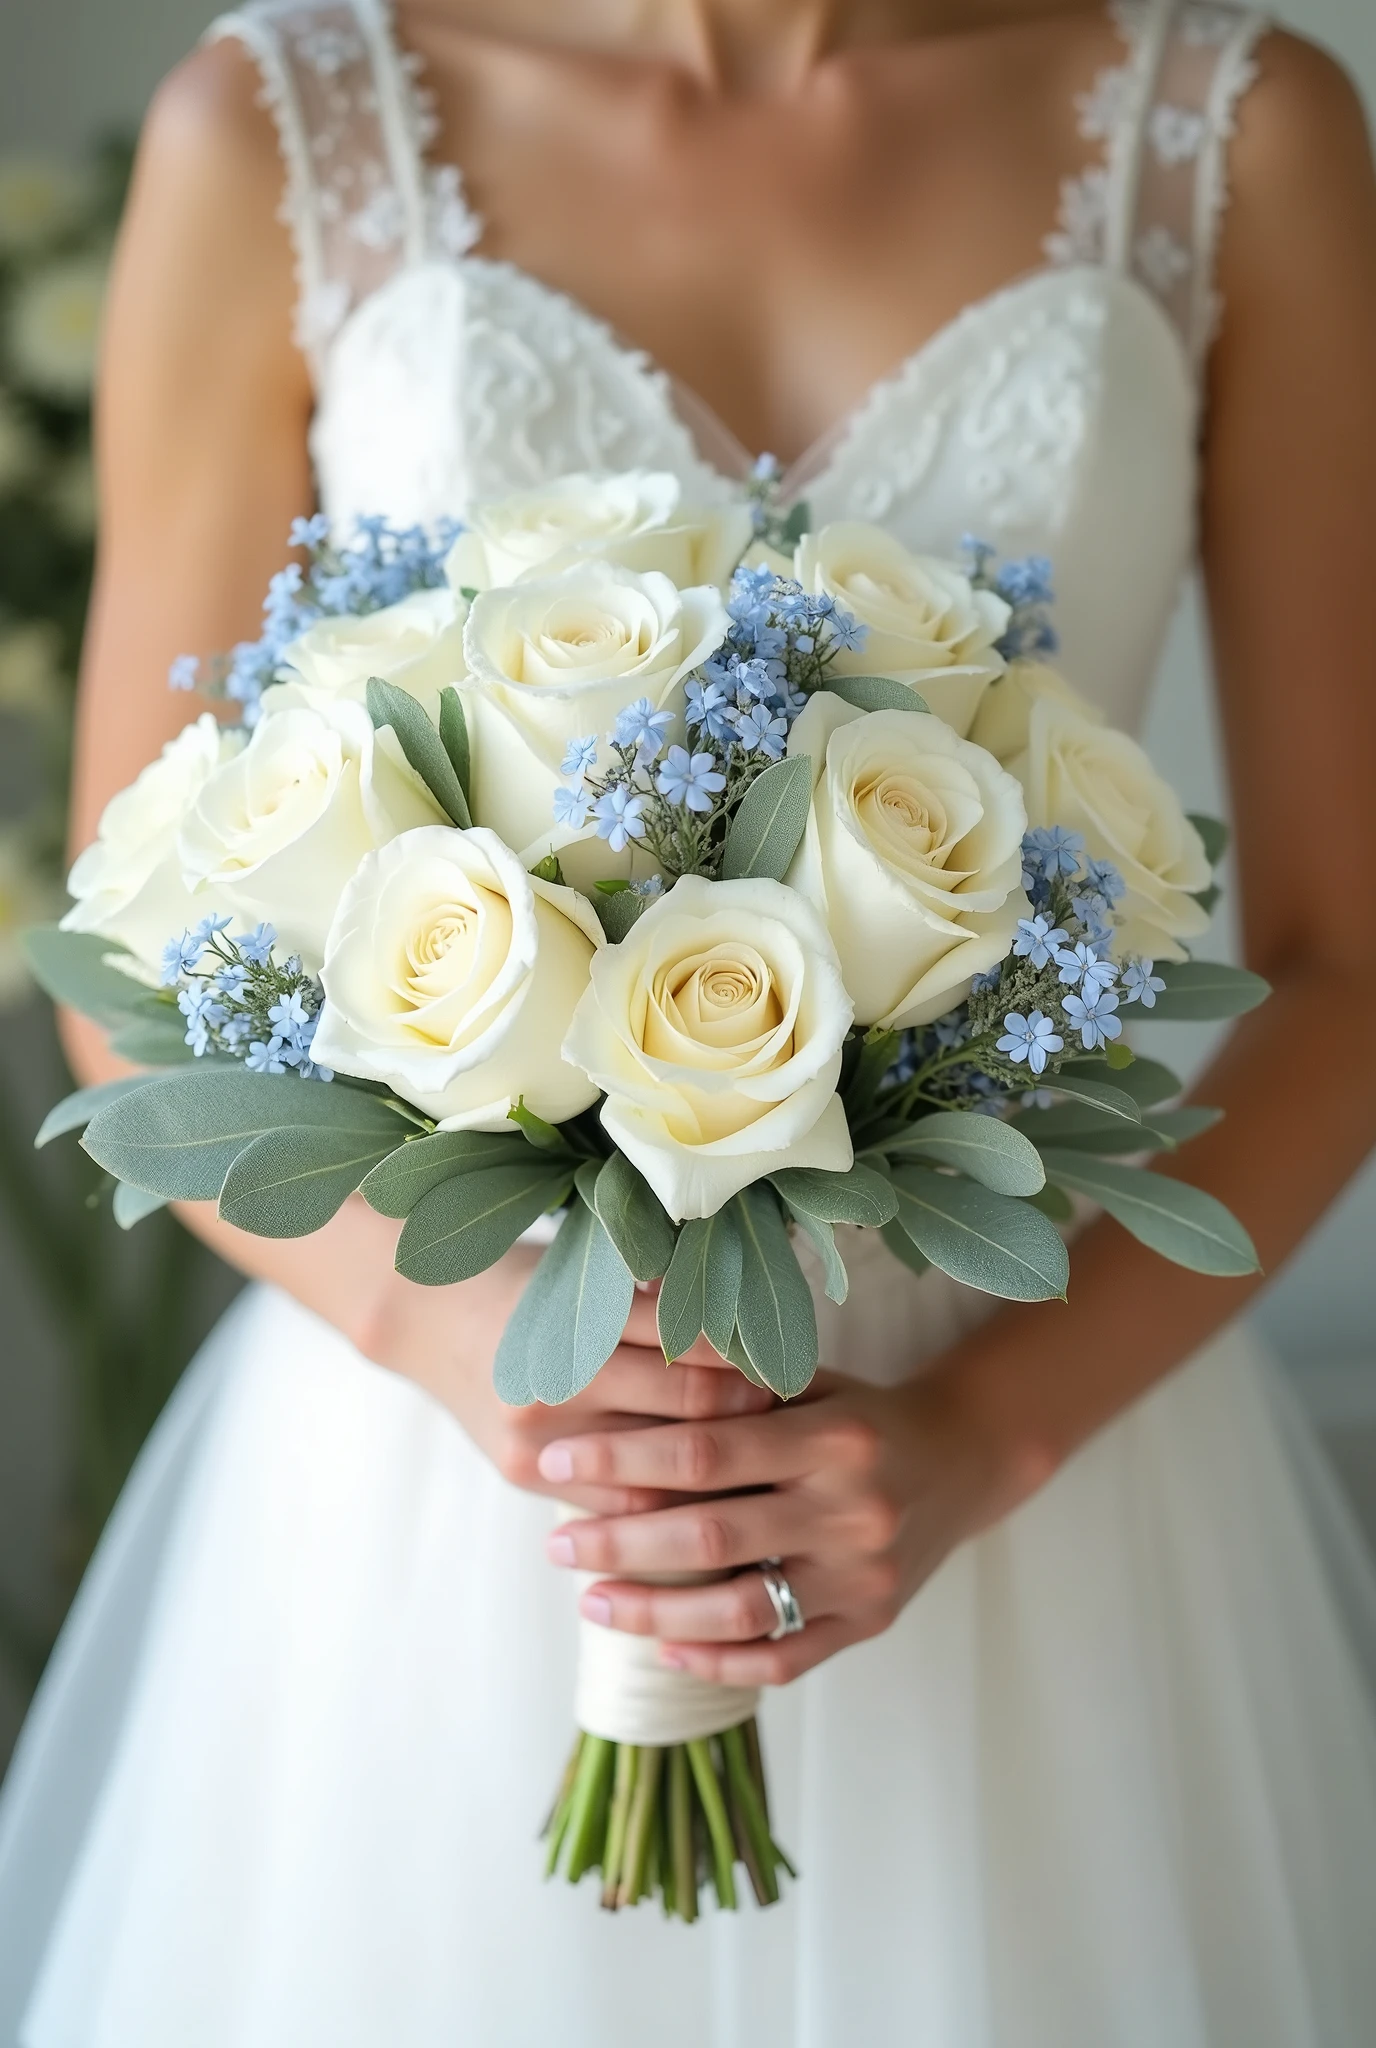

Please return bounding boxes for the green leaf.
[1027,1182,1075,1223]
[1060,1055,1181,1108]
[821,675,929,716]
[877,1111,1046,1197]
[889,1166,1069,1301]
[365,676,472,827]
[438,686,471,803]
[529,852,565,885]
[108,1010,198,1065]
[1149,1105,1225,1146]
[591,1150,677,1283]
[769,1161,898,1226]
[880,1217,931,1277]
[594,878,633,894]
[1145,959,1270,1021]
[721,755,813,881]
[358,1129,527,1217]
[218,1120,404,1236]
[1103,1041,1135,1070]
[786,1206,849,1304]
[657,1207,743,1360]
[508,1097,578,1157]
[724,1325,771,1389]
[112,1182,169,1229]
[1018,1104,1171,1156]
[493,1199,635,1406]
[733,1184,818,1397]
[1045,1072,1143,1124]
[458,584,479,603]
[22,926,161,1028]
[1037,1150,1259,1277]
[593,889,646,942]
[841,1027,901,1121]
[35,1075,156,1148]
[778,500,811,547]
[395,1163,573,1286]
[82,1067,408,1201]
[1187,812,1229,866]
[1192,883,1222,917]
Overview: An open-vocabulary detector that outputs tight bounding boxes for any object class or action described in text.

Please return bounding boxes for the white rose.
[62,714,244,972]
[1011,698,1212,960]
[269,587,469,723]
[461,560,728,879]
[312,825,603,1131]
[967,659,1101,764]
[785,695,1028,1029]
[795,523,1009,737]
[448,471,752,592]
[178,699,445,969]
[563,875,854,1222]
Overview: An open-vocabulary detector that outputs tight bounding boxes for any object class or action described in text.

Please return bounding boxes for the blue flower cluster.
[168,514,461,724]
[159,917,332,1079]
[963,536,1059,662]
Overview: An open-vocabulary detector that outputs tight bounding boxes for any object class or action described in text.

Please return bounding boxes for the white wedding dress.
[4,2,1376,2041]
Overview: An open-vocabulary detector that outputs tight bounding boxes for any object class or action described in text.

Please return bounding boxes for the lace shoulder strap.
[1047,0,1272,376]
[206,0,479,377]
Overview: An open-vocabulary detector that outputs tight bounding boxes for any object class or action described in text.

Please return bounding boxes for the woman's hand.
[536,1363,1054,1684]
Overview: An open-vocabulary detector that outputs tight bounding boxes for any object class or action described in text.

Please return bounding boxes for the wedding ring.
[759,1561,805,1640]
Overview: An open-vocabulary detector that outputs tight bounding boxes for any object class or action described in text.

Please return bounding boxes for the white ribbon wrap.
[572,1574,760,1743]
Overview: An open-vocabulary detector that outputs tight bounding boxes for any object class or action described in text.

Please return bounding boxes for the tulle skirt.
[3,1238,1376,2047]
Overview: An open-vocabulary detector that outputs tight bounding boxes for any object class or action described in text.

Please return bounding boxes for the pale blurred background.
[0,0,1373,1767]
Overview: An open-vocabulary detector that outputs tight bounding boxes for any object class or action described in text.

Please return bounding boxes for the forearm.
[950,950,1376,1471]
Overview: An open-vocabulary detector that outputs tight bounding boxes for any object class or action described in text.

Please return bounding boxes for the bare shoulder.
[132,36,290,275]
[1226,28,1376,282]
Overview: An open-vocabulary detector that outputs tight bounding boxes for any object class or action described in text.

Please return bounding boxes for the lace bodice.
[209,0,1269,736]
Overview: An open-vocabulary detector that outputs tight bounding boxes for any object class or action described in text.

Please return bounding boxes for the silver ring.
[759,1562,805,1640]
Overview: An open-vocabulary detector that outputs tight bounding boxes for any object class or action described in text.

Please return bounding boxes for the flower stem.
[669,1743,698,1923]
[687,1738,738,1911]
[617,1744,662,1907]
[600,1740,639,1907]
[563,1734,615,1885]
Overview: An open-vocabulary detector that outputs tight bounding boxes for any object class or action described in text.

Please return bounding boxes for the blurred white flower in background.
[0,620,67,719]
[0,825,61,1006]
[7,252,108,401]
[0,389,37,493]
[0,158,88,256]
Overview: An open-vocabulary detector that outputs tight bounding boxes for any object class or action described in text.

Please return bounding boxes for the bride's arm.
[537,32,1376,1681]
[63,42,766,1506]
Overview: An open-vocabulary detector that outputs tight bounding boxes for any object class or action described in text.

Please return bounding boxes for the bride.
[3,0,1376,2039]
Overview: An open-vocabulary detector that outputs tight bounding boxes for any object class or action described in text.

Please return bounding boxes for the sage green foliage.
[22,928,164,1029]
[658,1207,743,1361]
[1037,1149,1259,1276]
[719,754,813,881]
[437,686,471,802]
[785,1206,850,1304]
[769,1161,898,1226]
[111,1183,169,1229]
[733,1184,818,1397]
[35,1074,155,1147]
[592,887,645,941]
[1145,959,1270,1020]
[1045,1071,1143,1123]
[888,1165,1070,1300]
[359,1128,529,1217]
[1186,812,1230,866]
[821,675,930,715]
[395,1160,573,1285]
[219,1115,408,1236]
[872,1110,1046,1196]
[365,675,472,827]
[493,1191,635,1404]
[590,1150,676,1282]
[1060,1054,1181,1108]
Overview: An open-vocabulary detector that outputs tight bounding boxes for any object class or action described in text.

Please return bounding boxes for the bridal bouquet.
[29,470,1267,1918]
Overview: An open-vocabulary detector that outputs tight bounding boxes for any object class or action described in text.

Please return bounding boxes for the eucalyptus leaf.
[593,889,646,942]
[109,1010,198,1065]
[786,1206,849,1304]
[1186,812,1229,866]
[1045,1072,1142,1123]
[493,1199,635,1406]
[219,1120,404,1236]
[1149,1105,1225,1146]
[508,1097,578,1157]
[880,1217,930,1277]
[889,1166,1069,1301]
[438,686,471,802]
[1060,1055,1180,1108]
[1145,959,1270,1020]
[35,1075,156,1149]
[657,1207,743,1360]
[82,1067,408,1202]
[769,1161,898,1226]
[778,501,811,547]
[733,1184,819,1397]
[720,755,813,882]
[841,1027,902,1121]
[1192,883,1222,917]
[395,1163,573,1286]
[1038,1150,1258,1276]
[592,1150,677,1283]
[359,1129,528,1218]
[112,1182,169,1230]
[21,926,156,1027]
[1020,1106,1171,1156]
[365,676,472,827]
[1027,1183,1075,1223]
[821,675,930,716]
[877,1111,1045,1196]
[724,1325,771,1389]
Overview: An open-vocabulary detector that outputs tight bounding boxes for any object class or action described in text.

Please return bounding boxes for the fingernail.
[581,1593,613,1626]
[659,1647,686,1669]
[538,1444,575,1483]
[547,1532,577,1566]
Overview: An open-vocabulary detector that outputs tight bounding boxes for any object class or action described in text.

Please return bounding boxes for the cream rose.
[563,875,854,1221]
[448,471,752,592]
[785,695,1028,1029]
[1010,697,1212,960]
[269,587,469,723]
[177,699,445,969]
[312,825,603,1130]
[967,659,1102,764]
[461,560,728,878]
[794,522,1009,736]
[62,714,244,972]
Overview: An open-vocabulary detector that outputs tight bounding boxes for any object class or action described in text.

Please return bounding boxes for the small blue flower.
[214,963,249,999]
[1121,957,1167,1008]
[560,734,599,781]
[1083,857,1125,905]
[168,654,199,692]
[1055,941,1117,993]
[825,608,868,654]
[1023,825,1085,881]
[1062,986,1122,1050]
[1070,891,1115,942]
[734,657,785,702]
[239,923,277,967]
[191,913,233,945]
[657,746,726,812]
[685,676,736,742]
[592,787,648,852]
[996,1009,1065,1075]
[288,513,331,549]
[160,930,204,985]
[222,1013,252,1048]
[751,454,782,485]
[245,1040,288,1075]
[1012,914,1069,970]
[630,875,665,900]
[969,965,1003,995]
[268,991,312,1036]
[733,704,789,759]
[613,698,674,761]
[553,785,592,830]
[995,555,1055,607]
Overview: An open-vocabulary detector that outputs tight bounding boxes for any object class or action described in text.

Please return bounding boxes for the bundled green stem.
[543,1719,793,1918]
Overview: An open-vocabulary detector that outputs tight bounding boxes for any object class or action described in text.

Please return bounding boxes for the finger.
[657,1614,870,1687]
[537,1400,857,1493]
[548,1491,812,1578]
[578,1560,839,1643]
[620,1289,737,1369]
[575,1349,774,1423]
